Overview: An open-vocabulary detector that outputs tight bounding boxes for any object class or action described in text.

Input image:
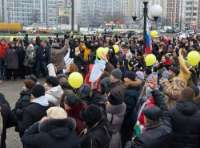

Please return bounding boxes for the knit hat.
[47,107,67,119]
[108,86,124,105]
[31,85,45,98]
[111,68,122,80]
[143,106,162,121]
[78,85,92,99]
[124,71,136,81]
[80,105,102,127]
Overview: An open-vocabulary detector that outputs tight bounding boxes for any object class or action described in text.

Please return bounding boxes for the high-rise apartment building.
[0,0,60,26]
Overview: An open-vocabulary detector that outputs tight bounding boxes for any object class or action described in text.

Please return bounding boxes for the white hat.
[47,107,67,120]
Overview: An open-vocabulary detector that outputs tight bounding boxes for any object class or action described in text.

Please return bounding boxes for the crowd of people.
[0,32,199,148]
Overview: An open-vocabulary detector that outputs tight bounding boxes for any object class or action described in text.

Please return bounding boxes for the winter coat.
[45,85,64,106]
[81,119,112,148]
[132,123,171,148]
[110,81,126,95]
[36,46,50,63]
[121,87,140,146]
[67,103,86,134]
[0,93,15,148]
[5,48,19,69]
[167,100,200,148]
[106,103,126,148]
[24,44,36,68]
[17,47,25,67]
[51,46,68,72]
[0,43,8,59]
[22,118,80,148]
[13,90,32,120]
[18,96,49,136]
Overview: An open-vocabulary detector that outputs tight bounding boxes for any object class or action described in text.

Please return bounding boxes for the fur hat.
[47,107,67,119]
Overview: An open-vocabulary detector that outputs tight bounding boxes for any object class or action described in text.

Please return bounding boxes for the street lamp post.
[71,0,75,32]
[132,0,162,53]
[143,1,148,52]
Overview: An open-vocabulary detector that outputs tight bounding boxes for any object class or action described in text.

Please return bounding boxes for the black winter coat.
[168,100,200,148]
[0,93,15,148]
[18,102,49,136]
[132,123,171,148]
[22,118,80,148]
[81,119,111,148]
[13,90,31,120]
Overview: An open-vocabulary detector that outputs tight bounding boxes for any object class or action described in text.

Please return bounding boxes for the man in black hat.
[80,105,111,148]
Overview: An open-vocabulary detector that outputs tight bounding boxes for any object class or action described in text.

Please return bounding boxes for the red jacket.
[0,43,8,59]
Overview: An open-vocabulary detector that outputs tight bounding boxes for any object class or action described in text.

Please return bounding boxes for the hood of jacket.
[45,85,64,105]
[32,96,49,107]
[176,100,198,116]
[39,118,76,139]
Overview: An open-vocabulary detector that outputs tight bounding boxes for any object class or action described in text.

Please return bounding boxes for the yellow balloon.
[150,30,158,38]
[145,54,157,66]
[187,51,200,66]
[68,72,83,89]
[96,47,108,59]
[113,45,120,54]
[104,47,109,54]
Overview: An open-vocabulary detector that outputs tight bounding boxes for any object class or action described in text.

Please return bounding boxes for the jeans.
[36,61,48,77]
[0,59,5,80]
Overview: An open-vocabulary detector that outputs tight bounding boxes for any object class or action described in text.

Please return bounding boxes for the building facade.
[0,0,60,26]
[183,0,199,29]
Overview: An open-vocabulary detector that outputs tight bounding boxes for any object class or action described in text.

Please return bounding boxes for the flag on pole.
[144,22,152,54]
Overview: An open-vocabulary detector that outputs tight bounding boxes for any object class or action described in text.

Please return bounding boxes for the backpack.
[24,45,36,67]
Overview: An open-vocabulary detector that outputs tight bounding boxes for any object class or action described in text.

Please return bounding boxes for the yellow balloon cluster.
[68,72,83,89]
[187,51,200,66]
[150,30,158,38]
[145,54,157,66]
[96,47,109,59]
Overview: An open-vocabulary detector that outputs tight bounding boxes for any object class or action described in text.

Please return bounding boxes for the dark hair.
[24,79,36,90]
[31,85,45,98]
[46,76,59,87]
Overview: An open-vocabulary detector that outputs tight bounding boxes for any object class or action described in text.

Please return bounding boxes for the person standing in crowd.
[121,71,143,146]
[13,76,37,135]
[44,76,64,106]
[106,85,126,148]
[80,105,112,148]
[5,42,19,80]
[22,107,80,148]
[0,93,15,148]
[62,92,86,135]
[0,39,8,83]
[23,43,36,76]
[166,87,200,148]
[36,40,50,77]
[16,39,25,79]
[130,106,171,148]
[18,85,49,136]
[51,39,69,74]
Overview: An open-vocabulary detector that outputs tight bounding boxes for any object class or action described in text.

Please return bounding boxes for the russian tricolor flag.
[144,22,152,54]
